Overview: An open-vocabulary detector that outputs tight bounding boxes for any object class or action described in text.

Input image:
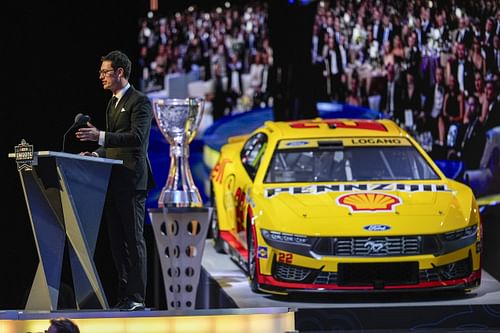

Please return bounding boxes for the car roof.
[262,118,407,140]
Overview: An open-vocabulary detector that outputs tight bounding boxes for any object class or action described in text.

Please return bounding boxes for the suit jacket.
[484,101,500,131]
[449,59,475,96]
[380,78,403,119]
[96,85,155,191]
[424,83,447,117]
[455,28,474,49]
[485,47,500,75]
[372,21,384,46]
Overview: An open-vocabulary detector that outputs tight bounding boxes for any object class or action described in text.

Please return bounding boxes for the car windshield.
[264,144,440,183]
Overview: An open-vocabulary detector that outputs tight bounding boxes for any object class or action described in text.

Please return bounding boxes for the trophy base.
[159,190,203,208]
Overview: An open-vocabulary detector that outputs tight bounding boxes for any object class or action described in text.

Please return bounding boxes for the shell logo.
[337,192,402,212]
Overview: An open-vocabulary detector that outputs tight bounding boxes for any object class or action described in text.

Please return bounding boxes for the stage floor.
[202,240,500,309]
[201,240,500,331]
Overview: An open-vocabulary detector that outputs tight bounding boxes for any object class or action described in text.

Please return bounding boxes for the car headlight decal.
[261,229,313,257]
[438,225,478,255]
[443,225,477,241]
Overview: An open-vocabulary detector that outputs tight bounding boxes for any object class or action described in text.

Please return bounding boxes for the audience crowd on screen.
[139,0,500,168]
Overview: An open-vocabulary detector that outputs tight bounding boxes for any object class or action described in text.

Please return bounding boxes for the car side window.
[241,132,268,180]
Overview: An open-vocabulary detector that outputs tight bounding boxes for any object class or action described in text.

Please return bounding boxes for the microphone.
[62,113,91,152]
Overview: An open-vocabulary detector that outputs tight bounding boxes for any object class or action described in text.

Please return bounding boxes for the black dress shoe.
[113,298,126,309]
[118,299,145,311]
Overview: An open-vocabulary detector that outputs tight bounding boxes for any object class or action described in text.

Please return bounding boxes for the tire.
[211,205,225,253]
[209,185,225,253]
[247,223,261,293]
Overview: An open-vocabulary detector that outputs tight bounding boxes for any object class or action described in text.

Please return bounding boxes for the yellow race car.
[210,118,482,295]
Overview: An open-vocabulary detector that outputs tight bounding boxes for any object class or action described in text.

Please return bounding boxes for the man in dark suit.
[323,34,345,102]
[485,34,500,75]
[447,43,475,96]
[455,16,474,50]
[371,9,384,46]
[424,65,447,141]
[380,63,403,122]
[76,50,155,311]
[483,80,500,131]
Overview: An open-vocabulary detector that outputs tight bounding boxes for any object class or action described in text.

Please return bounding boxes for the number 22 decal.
[278,253,293,264]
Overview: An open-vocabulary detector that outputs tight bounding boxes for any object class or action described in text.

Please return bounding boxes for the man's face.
[475,74,484,91]
[486,83,495,100]
[466,97,477,116]
[486,19,493,32]
[99,60,118,91]
[436,68,444,84]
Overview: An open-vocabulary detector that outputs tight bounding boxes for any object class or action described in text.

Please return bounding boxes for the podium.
[9,150,122,310]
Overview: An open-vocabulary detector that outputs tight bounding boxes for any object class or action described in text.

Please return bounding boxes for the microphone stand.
[62,113,90,152]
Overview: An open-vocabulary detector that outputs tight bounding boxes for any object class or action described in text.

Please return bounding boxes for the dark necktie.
[111,96,118,112]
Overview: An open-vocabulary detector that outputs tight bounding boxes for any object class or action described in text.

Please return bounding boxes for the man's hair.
[101,50,132,79]
[49,317,80,333]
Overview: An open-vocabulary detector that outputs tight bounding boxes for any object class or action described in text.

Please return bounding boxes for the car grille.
[420,257,471,282]
[312,236,422,256]
[314,271,338,284]
[272,257,471,287]
[273,262,315,282]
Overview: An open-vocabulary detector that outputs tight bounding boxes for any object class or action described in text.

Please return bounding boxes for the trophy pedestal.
[159,189,202,208]
[149,207,212,310]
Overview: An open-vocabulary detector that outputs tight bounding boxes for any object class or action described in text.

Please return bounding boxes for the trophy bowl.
[153,97,205,208]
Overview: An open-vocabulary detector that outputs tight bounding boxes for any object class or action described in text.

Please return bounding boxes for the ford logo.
[363,224,391,231]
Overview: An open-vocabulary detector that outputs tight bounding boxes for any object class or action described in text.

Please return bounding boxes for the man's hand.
[76,122,99,142]
[79,151,98,157]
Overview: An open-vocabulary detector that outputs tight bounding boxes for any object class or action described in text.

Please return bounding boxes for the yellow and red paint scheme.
[210,119,482,294]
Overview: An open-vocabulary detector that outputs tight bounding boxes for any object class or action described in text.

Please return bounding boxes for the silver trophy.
[153,97,205,208]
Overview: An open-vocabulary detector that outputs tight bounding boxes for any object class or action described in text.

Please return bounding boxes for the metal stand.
[149,207,211,310]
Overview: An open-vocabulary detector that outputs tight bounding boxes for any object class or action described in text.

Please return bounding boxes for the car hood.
[254,183,474,236]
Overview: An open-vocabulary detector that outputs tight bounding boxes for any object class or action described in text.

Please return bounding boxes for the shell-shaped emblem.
[337,192,402,212]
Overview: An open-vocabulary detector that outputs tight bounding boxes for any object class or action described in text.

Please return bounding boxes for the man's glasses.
[99,69,114,77]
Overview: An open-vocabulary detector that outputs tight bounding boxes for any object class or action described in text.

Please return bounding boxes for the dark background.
[0,0,261,310]
[2,0,149,309]
[2,0,312,309]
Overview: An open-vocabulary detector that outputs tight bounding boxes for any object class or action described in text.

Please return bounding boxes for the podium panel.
[9,151,122,310]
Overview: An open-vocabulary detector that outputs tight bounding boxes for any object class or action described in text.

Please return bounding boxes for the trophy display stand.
[151,97,209,310]
[149,207,211,310]
[9,146,121,310]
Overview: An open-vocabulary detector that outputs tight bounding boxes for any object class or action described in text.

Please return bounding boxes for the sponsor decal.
[363,224,392,231]
[336,192,402,212]
[258,246,268,259]
[265,183,448,198]
[289,119,388,132]
[212,158,232,184]
[350,138,403,145]
[286,140,309,146]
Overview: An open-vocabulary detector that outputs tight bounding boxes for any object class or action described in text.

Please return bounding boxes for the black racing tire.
[211,205,225,253]
[247,222,261,293]
[210,185,225,253]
